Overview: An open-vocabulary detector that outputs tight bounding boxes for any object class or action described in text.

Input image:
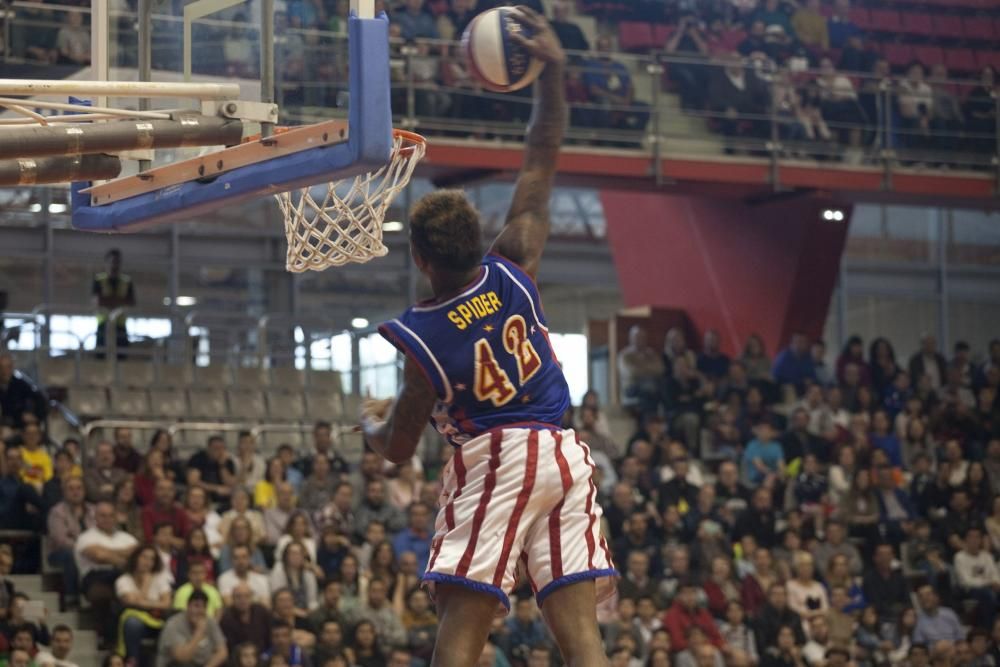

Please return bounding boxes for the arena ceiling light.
[351,317,369,329]
[822,209,845,222]
[382,221,404,232]
[163,296,198,306]
[48,203,67,213]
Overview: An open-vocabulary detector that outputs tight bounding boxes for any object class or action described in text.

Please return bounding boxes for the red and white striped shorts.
[424,427,618,612]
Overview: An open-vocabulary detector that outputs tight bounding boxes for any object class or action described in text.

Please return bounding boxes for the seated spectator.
[309,579,347,635]
[862,544,910,623]
[909,334,947,391]
[220,583,272,653]
[752,0,794,35]
[675,626,724,667]
[791,0,828,51]
[111,428,141,475]
[17,422,50,493]
[581,36,649,134]
[219,488,266,547]
[156,589,228,667]
[269,541,319,615]
[784,409,825,467]
[953,526,999,628]
[75,500,139,642]
[502,596,550,661]
[664,581,723,652]
[186,435,235,506]
[760,625,805,667]
[774,333,817,394]
[786,552,829,624]
[391,502,432,574]
[703,556,740,619]
[839,469,879,545]
[666,14,712,111]
[271,589,316,651]
[115,544,173,662]
[742,420,784,486]
[436,0,476,42]
[741,333,773,385]
[142,478,188,546]
[665,356,711,452]
[275,511,317,564]
[4,593,51,652]
[697,330,730,382]
[218,516,266,574]
[264,482,298,547]
[394,0,438,40]
[964,67,997,154]
[386,459,423,512]
[813,520,862,576]
[41,448,75,510]
[314,482,355,537]
[135,448,172,507]
[0,445,44,532]
[33,624,77,667]
[401,587,437,660]
[617,333,665,422]
[313,620,350,666]
[354,479,405,540]
[218,545,271,608]
[174,558,223,619]
[183,485,222,552]
[46,475,94,608]
[718,600,758,666]
[816,57,866,153]
[0,354,45,429]
[897,62,935,158]
[913,584,964,646]
[233,431,266,495]
[83,441,126,504]
[734,488,778,550]
[348,619,385,667]
[755,583,807,648]
[826,0,860,49]
[550,0,588,52]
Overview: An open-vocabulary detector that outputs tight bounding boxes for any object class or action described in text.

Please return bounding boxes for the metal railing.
[1,3,997,187]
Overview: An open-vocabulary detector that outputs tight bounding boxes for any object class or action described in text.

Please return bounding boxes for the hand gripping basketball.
[507,6,567,67]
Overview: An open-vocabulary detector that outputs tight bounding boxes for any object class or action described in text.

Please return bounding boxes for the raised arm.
[489,6,567,281]
[360,357,438,465]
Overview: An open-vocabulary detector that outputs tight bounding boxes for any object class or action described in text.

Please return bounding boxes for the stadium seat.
[305,392,344,421]
[308,370,342,394]
[962,16,995,41]
[849,7,872,29]
[38,356,75,387]
[260,429,304,453]
[78,359,114,387]
[148,387,189,419]
[651,24,676,47]
[267,391,307,421]
[870,9,902,32]
[618,21,655,51]
[159,364,192,387]
[117,361,155,388]
[109,387,151,417]
[227,389,267,420]
[186,388,228,419]
[271,367,306,391]
[233,366,267,389]
[913,45,944,67]
[68,387,108,417]
[934,15,965,40]
[944,48,978,72]
[882,43,915,67]
[900,13,934,37]
[194,364,230,388]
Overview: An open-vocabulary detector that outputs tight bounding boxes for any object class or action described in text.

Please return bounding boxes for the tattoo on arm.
[490,61,566,279]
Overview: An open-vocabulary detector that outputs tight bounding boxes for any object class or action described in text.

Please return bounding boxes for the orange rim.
[393,128,426,159]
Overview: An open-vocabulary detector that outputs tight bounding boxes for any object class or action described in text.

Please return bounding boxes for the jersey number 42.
[473,315,542,407]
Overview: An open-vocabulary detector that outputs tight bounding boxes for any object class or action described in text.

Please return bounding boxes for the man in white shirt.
[217,545,270,608]
[74,501,138,645]
[953,526,1000,628]
[34,625,79,667]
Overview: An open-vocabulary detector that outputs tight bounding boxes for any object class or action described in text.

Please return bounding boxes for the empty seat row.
[68,385,351,423]
[38,356,343,393]
[878,42,992,71]
[851,8,1000,41]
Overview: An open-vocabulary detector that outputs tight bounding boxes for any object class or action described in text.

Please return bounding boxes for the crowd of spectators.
[0,322,999,667]
[6,0,999,158]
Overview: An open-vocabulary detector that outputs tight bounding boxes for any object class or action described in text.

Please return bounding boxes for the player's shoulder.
[484,251,536,289]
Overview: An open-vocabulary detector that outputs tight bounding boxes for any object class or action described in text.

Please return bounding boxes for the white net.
[275,130,426,273]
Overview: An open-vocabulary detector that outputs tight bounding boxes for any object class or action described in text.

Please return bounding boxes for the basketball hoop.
[275,129,426,273]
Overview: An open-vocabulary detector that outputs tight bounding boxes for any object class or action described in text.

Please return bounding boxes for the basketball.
[462,7,545,93]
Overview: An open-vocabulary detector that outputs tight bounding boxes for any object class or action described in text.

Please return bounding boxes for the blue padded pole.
[71,13,393,232]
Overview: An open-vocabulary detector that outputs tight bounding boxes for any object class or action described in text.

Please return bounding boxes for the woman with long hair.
[363,541,399,597]
[254,457,286,510]
[349,620,385,667]
[868,338,899,396]
[966,461,992,514]
[741,333,772,383]
[824,553,864,611]
[900,418,935,470]
[786,552,828,624]
[703,555,741,619]
[837,335,871,387]
[338,553,361,603]
[218,487,266,546]
[114,544,172,663]
[177,526,217,584]
[740,547,779,617]
[134,448,169,507]
[828,445,856,506]
[275,511,317,564]
[269,541,319,614]
[840,468,880,547]
[148,429,183,481]
[113,477,142,536]
[218,516,267,573]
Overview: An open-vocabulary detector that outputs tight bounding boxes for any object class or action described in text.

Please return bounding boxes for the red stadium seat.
[944,48,978,72]
[934,15,965,39]
[963,16,995,41]
[618,21,654,52]
[975,50,996,70]
[849,7,872,29]
[652,24,676,47]
[882,42,915,67]
[870,9,902,32]
[913,45,944,67]
[900,13,934,37]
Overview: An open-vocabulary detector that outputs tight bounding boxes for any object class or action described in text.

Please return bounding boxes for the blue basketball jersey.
[378,253,570,446]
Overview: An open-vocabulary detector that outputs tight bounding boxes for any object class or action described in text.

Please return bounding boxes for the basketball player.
[360,7,615,667]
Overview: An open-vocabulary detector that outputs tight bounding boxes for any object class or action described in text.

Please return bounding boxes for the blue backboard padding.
[72,12,394,232]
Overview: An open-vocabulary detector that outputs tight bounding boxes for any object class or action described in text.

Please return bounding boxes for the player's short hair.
[409,190,483,273]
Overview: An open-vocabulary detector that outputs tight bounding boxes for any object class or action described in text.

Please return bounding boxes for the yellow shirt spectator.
[793,6,829,50]
[254,479,276,509]
[21,446,53,489]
